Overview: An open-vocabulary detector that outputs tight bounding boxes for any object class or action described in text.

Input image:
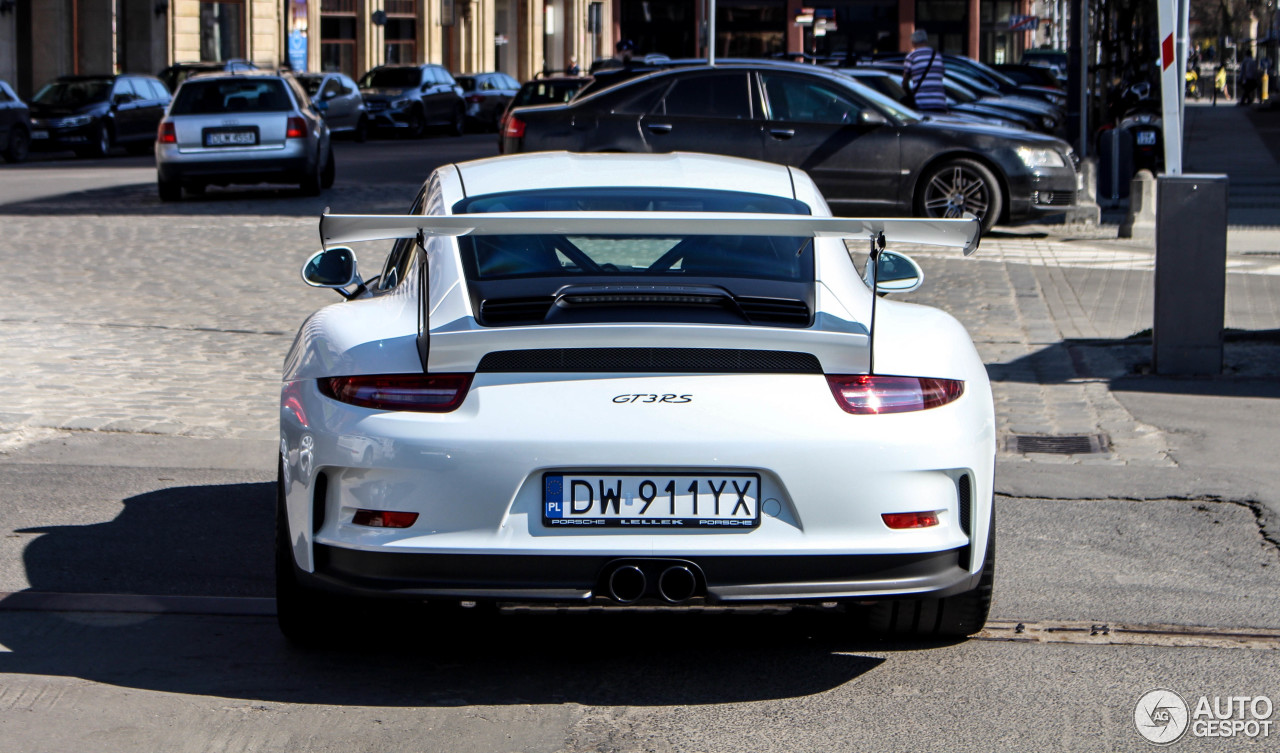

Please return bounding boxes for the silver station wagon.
[156,71,334,200]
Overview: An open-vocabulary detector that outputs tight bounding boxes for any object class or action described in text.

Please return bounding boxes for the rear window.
[453,188,812,282]
[296,75,324,96]
[513,80,587,107]
[361,67,422,89]
[170,79,293,115]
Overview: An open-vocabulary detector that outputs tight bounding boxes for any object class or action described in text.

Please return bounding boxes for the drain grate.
[1005,433,1110,455]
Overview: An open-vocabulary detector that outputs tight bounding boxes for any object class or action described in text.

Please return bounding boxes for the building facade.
[0,0,1036,100]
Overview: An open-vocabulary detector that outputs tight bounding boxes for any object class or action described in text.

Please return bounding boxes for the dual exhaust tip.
[606,562,700,604]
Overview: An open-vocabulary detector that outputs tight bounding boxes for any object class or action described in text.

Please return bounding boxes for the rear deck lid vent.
[735,296,811,326]
[479,296,554,325]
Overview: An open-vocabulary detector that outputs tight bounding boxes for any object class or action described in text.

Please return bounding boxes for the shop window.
[200,0,245,62]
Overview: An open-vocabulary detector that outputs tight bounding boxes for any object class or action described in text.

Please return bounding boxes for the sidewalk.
[919,98,1280,541]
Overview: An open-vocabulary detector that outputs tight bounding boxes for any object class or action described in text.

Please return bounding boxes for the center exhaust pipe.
[657,566,697,603]
[607,565,647,603]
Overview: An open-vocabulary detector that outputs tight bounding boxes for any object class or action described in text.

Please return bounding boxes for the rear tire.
[300,153,323,195]
[449,105,465,137]
[320,145,335,189]
[3,125,30,163]
[275,461,332,648]
[861,509,995,638]
[157,176,182,202]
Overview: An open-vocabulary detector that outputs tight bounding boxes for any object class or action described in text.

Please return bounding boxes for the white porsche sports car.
[278,151,995,645]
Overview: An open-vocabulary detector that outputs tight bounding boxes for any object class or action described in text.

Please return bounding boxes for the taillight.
[882,511,941,529]
[352,509,419,528]
[320,373,473,412]
[503,115,526,139]
[286,116,307,139]
[826,375,963,415]
[158,121,176,144]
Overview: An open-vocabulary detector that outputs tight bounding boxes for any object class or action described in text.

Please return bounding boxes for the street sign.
[1008,14,1039,31]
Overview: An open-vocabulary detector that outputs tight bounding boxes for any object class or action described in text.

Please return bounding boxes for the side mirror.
[421,83,431,92]
[302,247,360,289]
[859,109,888,126]
[864,250,924,294]
[316,99,329,112]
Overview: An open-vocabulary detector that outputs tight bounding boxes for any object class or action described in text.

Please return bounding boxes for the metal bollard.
[1153,175,1229,375]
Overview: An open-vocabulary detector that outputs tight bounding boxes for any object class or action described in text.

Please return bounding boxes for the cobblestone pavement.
[2,189,1276,466]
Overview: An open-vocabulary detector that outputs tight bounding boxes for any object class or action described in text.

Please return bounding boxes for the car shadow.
[0,181,419,217]
[987,331,1280,398]
[0,480,922,707]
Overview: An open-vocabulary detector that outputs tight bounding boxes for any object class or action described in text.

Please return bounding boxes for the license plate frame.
[203,127,259,147]
[543,472,762,529]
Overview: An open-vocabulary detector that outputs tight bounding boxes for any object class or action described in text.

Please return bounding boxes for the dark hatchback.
[503,63,1078,231]
[29,74,170,157]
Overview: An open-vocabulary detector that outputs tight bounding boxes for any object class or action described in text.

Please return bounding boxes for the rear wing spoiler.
[319,211,981,256]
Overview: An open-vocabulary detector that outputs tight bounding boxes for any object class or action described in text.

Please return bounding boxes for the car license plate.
[31,130,48,140]
[544,473,761,528]
[1135,131,1156,146]
[204,129,257,147]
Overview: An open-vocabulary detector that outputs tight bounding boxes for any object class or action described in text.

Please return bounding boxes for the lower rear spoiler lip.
[319,211,981,256]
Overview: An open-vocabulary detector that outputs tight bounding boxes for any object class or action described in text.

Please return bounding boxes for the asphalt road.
[0,139,1277,752]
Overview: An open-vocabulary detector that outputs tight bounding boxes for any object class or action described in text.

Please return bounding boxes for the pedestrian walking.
[1213,64,1229,105]
[902,29,947,114]
[1239,54,1259,105]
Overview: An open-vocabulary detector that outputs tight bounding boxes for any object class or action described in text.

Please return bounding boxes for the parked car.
[158,59,257,95]
[279,150,995,645]
[945,70,1064,132]
[863,60,1061,133]
[155,71,333,200]
[876,52,1067,107]
[496,75,592,151]
[295,72,368,141]
[28,74,171,157]
[837,67,1031,131]
[503,62,1078,231]
[1021,49,1069,79]
[994,63,1065,90]
[358,64,465,137]
[453,71,520,131]
[0,80,32,163]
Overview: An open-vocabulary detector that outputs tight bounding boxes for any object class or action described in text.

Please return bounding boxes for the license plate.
[544,473,761,528]
[31,130,48,140]
[1135,131,1156,146]
[204,130,257,147]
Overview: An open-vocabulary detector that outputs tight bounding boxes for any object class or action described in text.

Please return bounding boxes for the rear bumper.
[302,545,982,604]
[157,147,312,185]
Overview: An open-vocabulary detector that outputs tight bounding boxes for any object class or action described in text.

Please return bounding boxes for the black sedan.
[502,63,1078,231]
[0,80,31,163]
[28,74,171,158]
